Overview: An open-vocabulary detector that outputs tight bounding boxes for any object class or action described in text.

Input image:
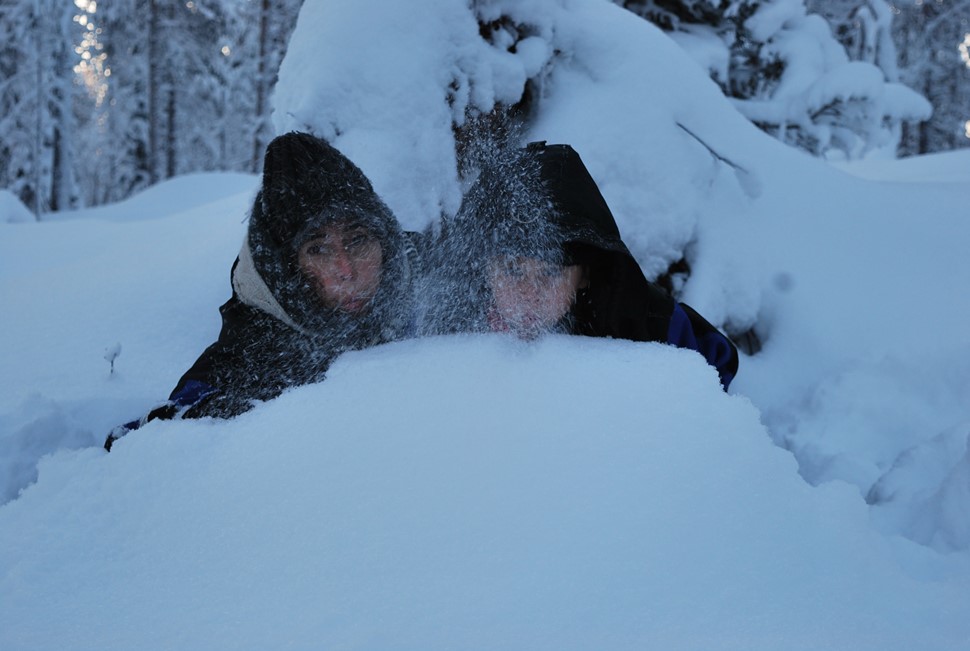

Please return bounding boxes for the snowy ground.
[3,0,970,648]
[3,335,970,650]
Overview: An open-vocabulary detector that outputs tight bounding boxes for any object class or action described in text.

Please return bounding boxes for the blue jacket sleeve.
[104,380,218,451]
[666,303,739,390]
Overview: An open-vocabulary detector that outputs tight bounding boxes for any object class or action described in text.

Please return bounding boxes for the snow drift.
[3,0,970,647]
[2,336,969,650]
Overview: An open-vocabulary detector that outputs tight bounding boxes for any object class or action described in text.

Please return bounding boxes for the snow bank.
[0,189,34,223]
[2,336,968,650]
[0,176,256,504]
[832,149,970,183]
[870,422,970,552]
[3,0,970,644]
[45,172,258,223]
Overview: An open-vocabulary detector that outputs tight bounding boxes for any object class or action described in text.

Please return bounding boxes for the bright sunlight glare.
[73,0,107,106]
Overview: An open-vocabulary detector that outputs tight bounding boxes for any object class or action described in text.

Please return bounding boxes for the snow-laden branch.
[922,0,970,39]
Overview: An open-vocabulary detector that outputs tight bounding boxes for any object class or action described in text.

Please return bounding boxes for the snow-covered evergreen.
[0,0,83,213]
[893,0,970,155]
[616,0,930,158]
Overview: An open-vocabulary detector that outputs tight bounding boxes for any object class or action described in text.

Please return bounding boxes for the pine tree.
[91,0,153,202]
[246,0,303,171]
[2,0,305,209]
[893,0,970,154]
[0,4,37,209]
[87,0,303,202]
[0,0,83,214]
[615,0,930,158]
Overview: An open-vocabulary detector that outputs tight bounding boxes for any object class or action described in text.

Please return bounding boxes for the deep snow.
[3,337,970,650]
[3,0,970,647]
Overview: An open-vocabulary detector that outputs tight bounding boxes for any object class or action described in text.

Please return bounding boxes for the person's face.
[488,255,587,337]
[296,221,384,314]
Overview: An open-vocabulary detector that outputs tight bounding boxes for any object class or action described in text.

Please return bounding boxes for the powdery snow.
[2,337,970,650]
[3,0,970,647]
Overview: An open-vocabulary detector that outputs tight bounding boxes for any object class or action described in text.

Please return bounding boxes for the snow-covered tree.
[186,0,302,173]
[84,0,302,202]
[893,0,970,155]
[809,0,969,156]
[0,0,82,214]
[615,0,930,158]
[88,0,153,202]
[259,0,304,170]
[807,0,899,78]
[0,7,36,209]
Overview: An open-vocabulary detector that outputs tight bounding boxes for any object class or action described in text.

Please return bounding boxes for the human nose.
[512,281,543,307]
[329,249,354,278]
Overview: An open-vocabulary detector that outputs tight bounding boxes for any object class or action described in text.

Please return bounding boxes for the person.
[432,140,738,389]
[105,132,421,450]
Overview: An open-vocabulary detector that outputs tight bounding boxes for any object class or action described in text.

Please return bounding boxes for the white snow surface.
[0,189,35,223]
[3,0,970,647]
[3,337,970,650]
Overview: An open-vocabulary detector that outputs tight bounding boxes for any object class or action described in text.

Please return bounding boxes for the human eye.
[344,230,373,252]
[302,240,330,257]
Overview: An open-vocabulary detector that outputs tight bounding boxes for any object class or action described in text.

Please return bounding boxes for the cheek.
[361,252,384,287]
[536,270,583,318]
[491,278,532,313]
[491,277,572,320]
[491,280,514,307]
[543,279,577,317]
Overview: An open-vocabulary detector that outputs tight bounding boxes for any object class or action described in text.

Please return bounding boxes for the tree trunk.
[33,4,44,216]
[252,0,271,172]
[149,0,160,183]
[166,85,176,178]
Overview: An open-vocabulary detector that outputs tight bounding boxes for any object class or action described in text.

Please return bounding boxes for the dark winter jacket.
[105,132,421,449]
[433,141,738,389]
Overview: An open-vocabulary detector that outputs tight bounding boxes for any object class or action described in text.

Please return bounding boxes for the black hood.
[243,132,412,345]
[456,141,630,263]
[444,140,673,341]
[529,141,628,256]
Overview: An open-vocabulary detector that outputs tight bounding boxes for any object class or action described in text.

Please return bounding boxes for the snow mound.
[1,336,968,650]
[0,189,34,223]
[870,422,970,553]
[832,148,970,183]
[46,172,257,223]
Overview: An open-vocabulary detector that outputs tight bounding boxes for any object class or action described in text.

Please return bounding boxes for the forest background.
[1,0,968,218]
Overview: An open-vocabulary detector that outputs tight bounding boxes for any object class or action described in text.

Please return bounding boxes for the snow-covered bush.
[616,0,930,158]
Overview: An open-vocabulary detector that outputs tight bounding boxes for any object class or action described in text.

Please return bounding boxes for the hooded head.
[236,132,412,346]
[444,141,662,339]
[457,142,629,263]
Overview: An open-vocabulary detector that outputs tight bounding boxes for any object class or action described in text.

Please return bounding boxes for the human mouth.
[340,296,371,313]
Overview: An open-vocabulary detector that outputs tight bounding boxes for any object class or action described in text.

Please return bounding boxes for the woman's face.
[297,221,384,314]
[488,255,587,337]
